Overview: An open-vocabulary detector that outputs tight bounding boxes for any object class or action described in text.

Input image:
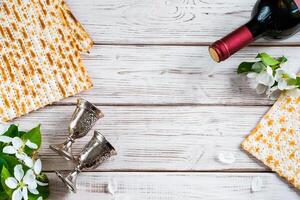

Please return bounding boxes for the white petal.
[23,156,34,168]
[36,180,48,186]
[22,187,28,200]
[25,140,38,150]
[34,159,42,175]
[37,197,43,200]
[5,177,18,189]
[28,188,39,195]
[287,88,300,97]
[256,84,268,95]
[285,85,297,90]
[3,146,17,154]
[0,123,9,135]
[256,72,270,85]
[15,152,26,160]
[247,72,257,79]
[266,66,273,76]
[12,188,22,200]
[14,165,24,182]
[23,170,37,189]
[12,137,23,149]
[278,80,288,90]
[0,136,12,143]
[289,72,297,79]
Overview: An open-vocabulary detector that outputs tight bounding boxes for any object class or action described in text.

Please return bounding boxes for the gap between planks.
[53,102,273,107]
[42,169,275,173]
[93,42,300,47]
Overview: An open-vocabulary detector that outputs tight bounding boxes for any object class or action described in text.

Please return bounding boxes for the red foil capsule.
[295,0,300,9]
[209,26,254,62]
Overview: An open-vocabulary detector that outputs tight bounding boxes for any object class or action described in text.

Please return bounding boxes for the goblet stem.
[49,137,75,160]
[56,167,81,193]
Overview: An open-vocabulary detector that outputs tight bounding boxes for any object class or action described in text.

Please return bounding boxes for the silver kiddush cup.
[50,98,104,160]
[56,131,117,192]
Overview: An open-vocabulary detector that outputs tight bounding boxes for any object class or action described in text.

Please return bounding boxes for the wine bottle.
[209,0,300,62]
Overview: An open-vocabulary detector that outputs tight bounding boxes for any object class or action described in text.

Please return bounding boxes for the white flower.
[247,66,276,96]
[0,124,11,143]
[247,66,275,87]
[33,159,42,175]
[5,165,38,200]
[31,159,48,187]
[275,68,297,90]
[2,137,37,167]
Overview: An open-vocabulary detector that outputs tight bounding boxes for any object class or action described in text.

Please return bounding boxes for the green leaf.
[0,154,22,173]
[277,56,288,64]
[0,157,8,193]
[28,194,40,200]
[251,62,265,73]
[17,131,27,138]
[0,125,17,151]
[257,53,279,66]
[1,166,12,197]
[0,124,18,150]
[293,77,300,88]
[3,125,18,138]
[23,125,41,155]
[0,191,9,200]
[237,62,255,74]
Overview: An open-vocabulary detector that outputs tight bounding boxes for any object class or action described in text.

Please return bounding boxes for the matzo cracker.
[242,91,300,189]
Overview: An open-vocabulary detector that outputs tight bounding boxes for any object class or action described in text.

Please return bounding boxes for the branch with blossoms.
[0,124,49,200]
[238,53,300,100]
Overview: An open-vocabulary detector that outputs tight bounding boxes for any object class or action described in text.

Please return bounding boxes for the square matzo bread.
[0,0,93,121]
[242,91,300,189]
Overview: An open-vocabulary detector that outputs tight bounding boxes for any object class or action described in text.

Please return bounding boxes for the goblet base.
[49,144,74,161]
[56,171,77,193]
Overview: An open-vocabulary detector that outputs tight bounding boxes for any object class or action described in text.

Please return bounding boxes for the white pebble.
[107,179,117,195]
[251,177,263,192]
[217,152,236,164]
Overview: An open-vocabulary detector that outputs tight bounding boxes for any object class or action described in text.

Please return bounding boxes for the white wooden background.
[10,0,300,199]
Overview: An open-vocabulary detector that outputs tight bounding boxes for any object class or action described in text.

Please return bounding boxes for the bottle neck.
[245,18,266,39]
[209,24,255,62]
[294,0,300,10]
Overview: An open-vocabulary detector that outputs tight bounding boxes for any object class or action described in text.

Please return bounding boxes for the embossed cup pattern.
[55,131,117,193]
[50,98,104,160]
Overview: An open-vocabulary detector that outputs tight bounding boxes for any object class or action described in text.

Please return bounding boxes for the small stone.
[107,179,118,195]
[217,152,236,164]
[251,177,263,192]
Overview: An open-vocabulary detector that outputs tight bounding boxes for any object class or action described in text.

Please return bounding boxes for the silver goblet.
[56,131,117,192]
[50,98,104,160]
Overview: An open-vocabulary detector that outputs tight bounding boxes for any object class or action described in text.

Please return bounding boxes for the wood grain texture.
[66,0,300,45]
[47,172,300,200]
[59,45,300,105]
[11,105,272,171]
[12,0,300,198]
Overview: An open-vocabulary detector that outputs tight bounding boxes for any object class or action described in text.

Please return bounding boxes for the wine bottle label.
[294,0,300,9]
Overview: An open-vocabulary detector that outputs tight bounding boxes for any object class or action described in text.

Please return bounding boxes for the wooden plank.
[62,45,300,105]
[12,105,272,171]
[66,0,300,45]
[47,172,299,199]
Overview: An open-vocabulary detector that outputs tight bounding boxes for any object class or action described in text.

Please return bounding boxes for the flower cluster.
[237,53,300,100]
[0,124,49,200]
